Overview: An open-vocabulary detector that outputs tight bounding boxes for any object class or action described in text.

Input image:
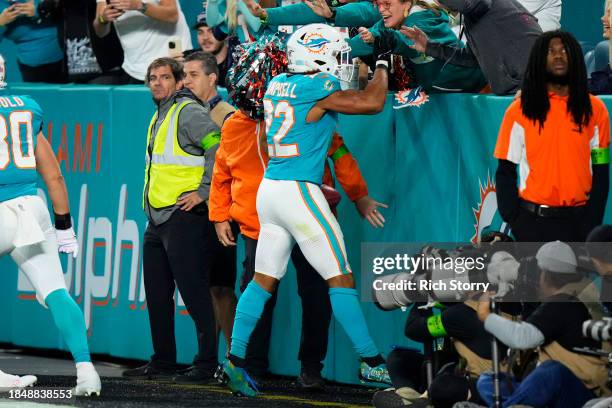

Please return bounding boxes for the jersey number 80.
[0,111,35,170]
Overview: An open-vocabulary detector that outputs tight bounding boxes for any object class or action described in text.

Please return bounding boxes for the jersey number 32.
[0,111,35,170]
[263,99,299,158]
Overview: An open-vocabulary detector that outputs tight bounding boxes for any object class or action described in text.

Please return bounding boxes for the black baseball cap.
[194,11,207,29]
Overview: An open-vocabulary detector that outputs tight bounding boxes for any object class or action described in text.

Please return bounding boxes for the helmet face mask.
[287,24,353,83]
[335,46,355,83]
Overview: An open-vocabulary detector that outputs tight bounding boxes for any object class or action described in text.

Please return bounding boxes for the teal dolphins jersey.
[0,95,44,203]
[263,72,341,184]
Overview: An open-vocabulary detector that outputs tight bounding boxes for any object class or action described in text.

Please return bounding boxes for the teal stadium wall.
[0,84,611,384]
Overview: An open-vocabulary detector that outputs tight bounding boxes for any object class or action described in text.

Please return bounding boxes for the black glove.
[373,29,396,64]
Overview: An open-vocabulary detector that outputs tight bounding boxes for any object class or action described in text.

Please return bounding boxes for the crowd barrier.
[0,84,610,384]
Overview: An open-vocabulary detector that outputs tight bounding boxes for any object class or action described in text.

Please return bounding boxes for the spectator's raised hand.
[0,5,20,26]
[399,25,428,53]
[358,27,374,44]
[102,3,125,22]
[305,0,333,19]
[14,0,35,17]
[244,0,266,19]
[243,0,259,14]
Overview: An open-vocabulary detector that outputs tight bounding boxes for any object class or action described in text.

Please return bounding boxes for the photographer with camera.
[373,298,506,408]
[474,241,609,408]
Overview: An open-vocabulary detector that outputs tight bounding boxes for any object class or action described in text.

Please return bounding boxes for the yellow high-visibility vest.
[143,100,204,209]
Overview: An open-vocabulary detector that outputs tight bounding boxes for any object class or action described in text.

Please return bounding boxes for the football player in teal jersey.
[0,55,101,396]
[217,24,392,397]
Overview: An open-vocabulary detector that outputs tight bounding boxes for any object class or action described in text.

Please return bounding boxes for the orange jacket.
[209,110,368,240]
[323,133,369,202]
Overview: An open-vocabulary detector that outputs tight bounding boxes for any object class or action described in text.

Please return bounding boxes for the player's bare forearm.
[35,133,70,215]
[46,176,70,215]
[311,67,388,118]
[362,66,388,111]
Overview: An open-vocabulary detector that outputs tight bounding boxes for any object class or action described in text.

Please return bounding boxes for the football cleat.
[360,362,392,387]
[0,369,37,391]
[74,362,101,397]
[215,359,258,397]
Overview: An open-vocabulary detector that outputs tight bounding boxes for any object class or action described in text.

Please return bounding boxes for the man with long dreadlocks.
[494,30,610,243]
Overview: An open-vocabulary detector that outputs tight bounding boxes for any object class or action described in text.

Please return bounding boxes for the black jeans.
[241,236,332,375]
[18,59,67,83]
[143,209,217,371]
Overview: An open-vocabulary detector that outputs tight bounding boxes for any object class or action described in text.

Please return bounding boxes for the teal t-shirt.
[0,0,63,66]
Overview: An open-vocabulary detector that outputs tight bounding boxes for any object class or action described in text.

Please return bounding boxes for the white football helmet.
[286,23,353,82]
[0,54,6,89]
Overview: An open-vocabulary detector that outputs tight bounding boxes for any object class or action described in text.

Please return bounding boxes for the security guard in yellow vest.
[123,58,222,382]
[477,241,609,406]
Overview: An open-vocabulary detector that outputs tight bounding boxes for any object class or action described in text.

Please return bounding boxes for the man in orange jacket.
[209,108,386,388]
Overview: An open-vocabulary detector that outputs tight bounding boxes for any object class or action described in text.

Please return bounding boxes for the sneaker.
[215,359,258,397]
[122,362,176,380]
[452,403,486,408]
[174,366,216,385]
[0,370,37,391]
[74,362,101,397]
[360,361,392,386]
[373,388,426,408]
[296,370,325,391]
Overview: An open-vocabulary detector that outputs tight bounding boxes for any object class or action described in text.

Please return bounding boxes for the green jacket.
[266,1,380,28]
[349,8,486,92]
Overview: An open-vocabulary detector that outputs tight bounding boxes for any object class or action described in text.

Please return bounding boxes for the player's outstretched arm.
[307,64,388,121]
[35,131,70,215]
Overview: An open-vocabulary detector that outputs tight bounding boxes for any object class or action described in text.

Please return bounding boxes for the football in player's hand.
[321,184,342,208]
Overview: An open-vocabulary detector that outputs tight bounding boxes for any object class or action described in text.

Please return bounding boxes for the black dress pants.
[511,207,588,242]
[143,209,217,371]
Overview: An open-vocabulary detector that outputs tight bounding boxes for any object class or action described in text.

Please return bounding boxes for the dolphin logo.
[298,37,330,52]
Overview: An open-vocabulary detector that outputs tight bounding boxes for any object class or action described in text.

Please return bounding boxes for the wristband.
[138,1,148,14]
[375,60,389,69]
[99,14,107,24]
[592,147,610,165]
[426,314,447,338]
[54,212,72,230]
